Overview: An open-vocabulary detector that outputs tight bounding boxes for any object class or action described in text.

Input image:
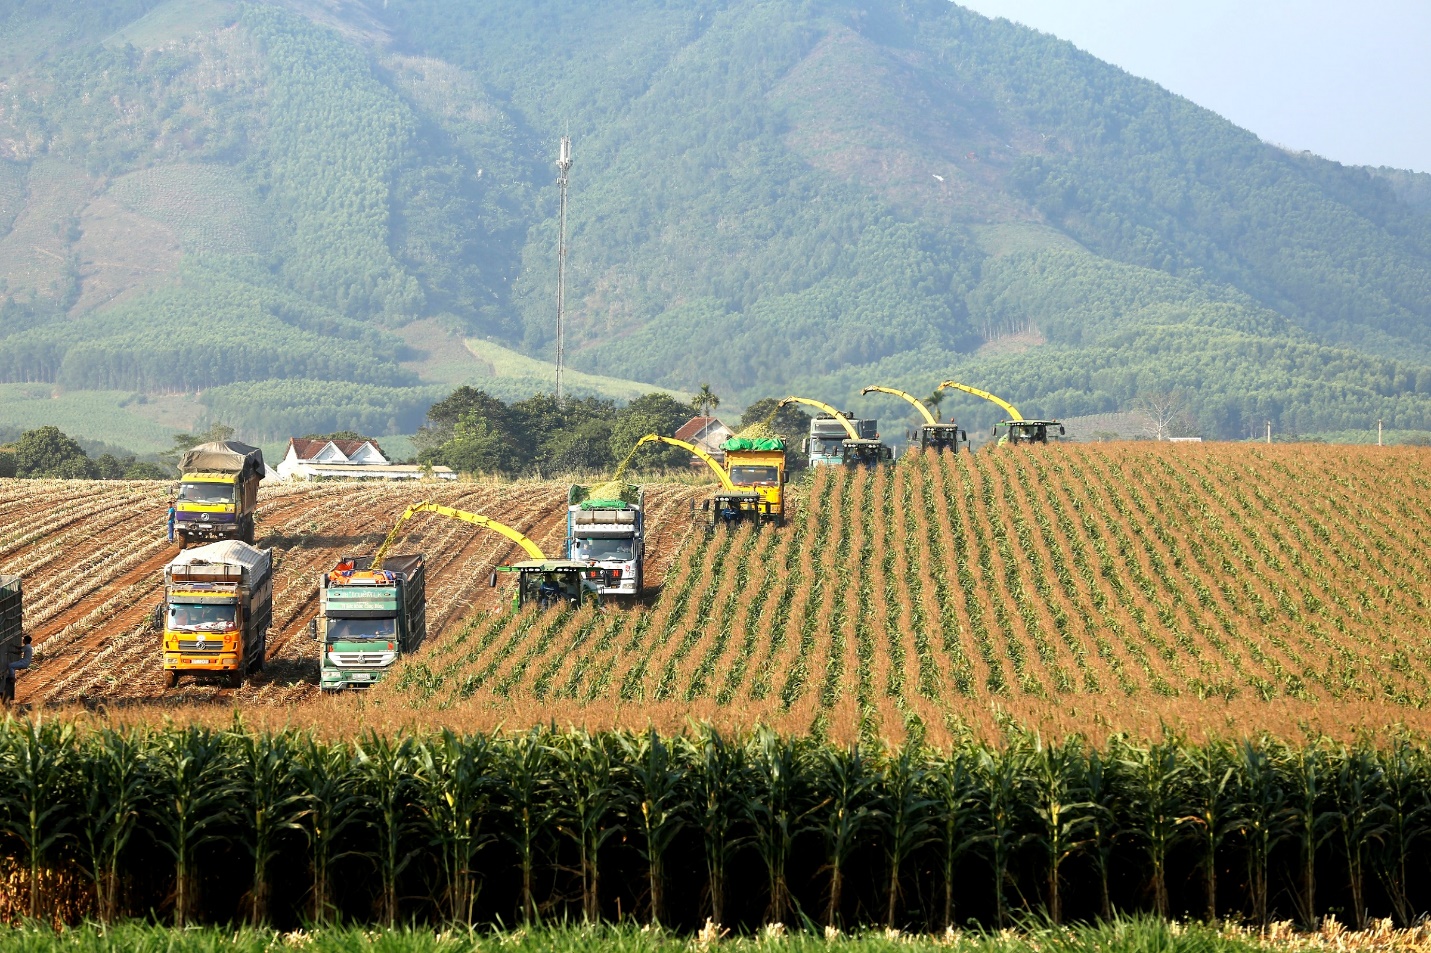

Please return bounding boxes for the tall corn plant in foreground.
[1235,740,1291,926]
[499,731,552,925]
[77,728,146,923]
[931,748,979,930]
[1183,740,1240,922]
[880,745,936,929]
[292,736,364,925]
[415,731,496,926]
[1026,737,1092,925]
[972,744,1029,927]
[748,729,811,926]
[149,727,236,927]
[356,732,418,926]
[552,732,623,922]
[1118,739,1187,920]
[1285,744,1333,928]
[1374,740,1430,926]
[812,743,880,928]
[0,720,75,920]
[692,725,749,926]
[1332,745,1389,929]
[617,730,689,926]
[231,730,308,926]
[1083,747,1120,920]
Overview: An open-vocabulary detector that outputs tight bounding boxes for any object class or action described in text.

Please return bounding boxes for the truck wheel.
[242,518,255,545]
[164,670,179,689]
[226,670,243,689]
[252,645,266,673]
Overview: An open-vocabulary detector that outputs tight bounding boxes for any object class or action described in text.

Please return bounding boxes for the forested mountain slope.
[0,0,1427,444]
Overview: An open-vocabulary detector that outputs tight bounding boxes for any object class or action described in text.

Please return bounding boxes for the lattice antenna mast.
[555,134,573,400]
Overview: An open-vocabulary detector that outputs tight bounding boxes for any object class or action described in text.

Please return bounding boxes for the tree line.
[0,426,166,480]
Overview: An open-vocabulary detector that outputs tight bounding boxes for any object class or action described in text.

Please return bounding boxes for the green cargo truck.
[316,554,426,691]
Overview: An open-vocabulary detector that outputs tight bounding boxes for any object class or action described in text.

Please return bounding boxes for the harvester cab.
[994,420,1065,445]
[781,396,889,468]
[860,385,966,454]
[494,561,604,610]
[917,423,968,453]
[938,381,1061,448]
[841,438,895,467]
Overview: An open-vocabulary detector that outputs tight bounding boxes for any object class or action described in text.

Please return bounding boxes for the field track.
[4,443,1430,743]
[0,480,701,708]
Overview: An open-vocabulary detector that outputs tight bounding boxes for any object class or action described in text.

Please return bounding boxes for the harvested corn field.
[375,445,1431,743]
[0,479,701,707]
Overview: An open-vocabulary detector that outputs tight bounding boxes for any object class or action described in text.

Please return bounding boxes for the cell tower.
[555,135,573,400]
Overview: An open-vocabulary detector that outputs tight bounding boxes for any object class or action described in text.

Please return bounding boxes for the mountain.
[0,0,1428,447]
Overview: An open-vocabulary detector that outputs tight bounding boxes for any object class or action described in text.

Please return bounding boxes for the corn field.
[4,721,1431,931]
[382,445,1431,742]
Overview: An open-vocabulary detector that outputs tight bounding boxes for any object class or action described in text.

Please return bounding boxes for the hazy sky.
[955,0,1431,173]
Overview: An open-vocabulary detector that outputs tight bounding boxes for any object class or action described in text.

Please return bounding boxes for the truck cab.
[721,444,787,525]
[317,554,426,691]
[803,413,877,467]
[162,541,272,688]
[174,442,265,547]
[567,485,644,596]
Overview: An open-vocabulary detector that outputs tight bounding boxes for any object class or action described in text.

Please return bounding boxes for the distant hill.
[0,0,1428,448]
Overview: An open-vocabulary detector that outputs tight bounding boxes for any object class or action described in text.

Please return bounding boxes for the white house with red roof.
[276,437,456,482]
[674,416,734,464]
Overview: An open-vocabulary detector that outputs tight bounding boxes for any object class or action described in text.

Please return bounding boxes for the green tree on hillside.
[11,426,95,479]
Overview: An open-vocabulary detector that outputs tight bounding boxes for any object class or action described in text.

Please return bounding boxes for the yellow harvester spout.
[635,435,737,491]
[861,386,938,425]
[778,396,860,440]
[938,381,1024,422]
[372,501,545,570]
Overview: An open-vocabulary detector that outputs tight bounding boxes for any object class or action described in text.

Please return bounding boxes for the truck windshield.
[327,618,397,640]
[809,438,841,454]
[729,466,779,484]
[168,603,236,631]
[178,482,234,505]
[575,537,633,561]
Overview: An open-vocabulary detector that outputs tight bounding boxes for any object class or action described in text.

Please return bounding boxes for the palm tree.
[925,390,946,422]
[692,383,721,419]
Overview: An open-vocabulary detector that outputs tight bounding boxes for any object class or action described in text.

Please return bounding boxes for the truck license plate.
[190,659,208,665]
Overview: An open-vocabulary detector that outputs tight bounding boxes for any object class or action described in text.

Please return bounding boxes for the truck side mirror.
[991,426,997,437]
[489,572,498,588]
[1060,425,1066,436]
[960,430,967,441]
[800,438,808,453]
[702,500,711,512]
[782,470,789,484]
[308,619,318,641]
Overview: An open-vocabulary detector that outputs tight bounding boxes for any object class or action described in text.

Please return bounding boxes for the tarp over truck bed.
[166,540,272,586]
[178,441,265,480]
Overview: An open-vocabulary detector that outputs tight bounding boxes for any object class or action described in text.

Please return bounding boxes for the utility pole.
[1265,421,1271,444]
[1378,419,1383,446]
[555,134,573,400]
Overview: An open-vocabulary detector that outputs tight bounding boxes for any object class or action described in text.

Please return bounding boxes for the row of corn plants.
[6,721,1431,931]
